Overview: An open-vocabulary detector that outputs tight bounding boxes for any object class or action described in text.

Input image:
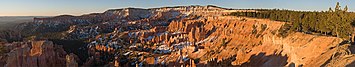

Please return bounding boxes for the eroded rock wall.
[2,41,79,67]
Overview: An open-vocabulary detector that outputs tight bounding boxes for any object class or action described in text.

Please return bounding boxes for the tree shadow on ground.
[143,52,289,67]
[240,53,289,67]
[49,39,89,66]
[346,61,355,67]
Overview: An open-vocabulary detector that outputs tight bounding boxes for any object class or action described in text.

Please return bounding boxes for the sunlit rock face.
[83,8,349,66]
[17,5,241,36]
[1,41,79,67]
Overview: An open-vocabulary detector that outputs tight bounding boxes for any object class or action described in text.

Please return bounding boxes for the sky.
[0,0,353,16]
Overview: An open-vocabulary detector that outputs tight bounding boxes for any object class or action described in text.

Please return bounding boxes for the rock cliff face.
[0,41,79,67]
[14,5,249,38]
[83,14,355,66]
[1,5,355,67]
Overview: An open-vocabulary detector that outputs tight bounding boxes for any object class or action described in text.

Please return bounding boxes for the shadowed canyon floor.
[0,5,355,67]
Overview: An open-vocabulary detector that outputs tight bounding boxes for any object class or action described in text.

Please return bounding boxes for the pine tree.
[344,5,348,12]
[329,7,333,12]
[335,2,341,12]
[228,2,355,39]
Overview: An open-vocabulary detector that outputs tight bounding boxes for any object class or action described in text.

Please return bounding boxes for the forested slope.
[230,2,355,39]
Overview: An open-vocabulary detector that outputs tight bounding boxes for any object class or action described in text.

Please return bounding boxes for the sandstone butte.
[0,5,355,67]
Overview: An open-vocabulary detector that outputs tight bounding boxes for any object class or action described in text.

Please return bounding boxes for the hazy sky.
[0,0,353,16]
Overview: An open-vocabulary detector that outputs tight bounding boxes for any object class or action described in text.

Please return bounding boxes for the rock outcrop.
[2,41,79,67]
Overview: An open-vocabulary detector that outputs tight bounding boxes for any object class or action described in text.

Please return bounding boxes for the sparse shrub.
[221,39,227,47]
[194,58,200,64]
[256,34,261,38]
[271,30,277,35]
[278,24,291,38]
[252,25,258,34]
[260,24,267,33]
[241,18,247,21]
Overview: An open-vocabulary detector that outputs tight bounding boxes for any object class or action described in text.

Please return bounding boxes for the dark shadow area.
[141,52,289,67]
[0,30,23,42]
[349,43,355,54]
[346,61,355,67]
[320,56,333,67]
[289,62,295,67]
[206,26,217,37]
[339,40,351,46]
[49,39,89,66]
[240,53,288,67]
